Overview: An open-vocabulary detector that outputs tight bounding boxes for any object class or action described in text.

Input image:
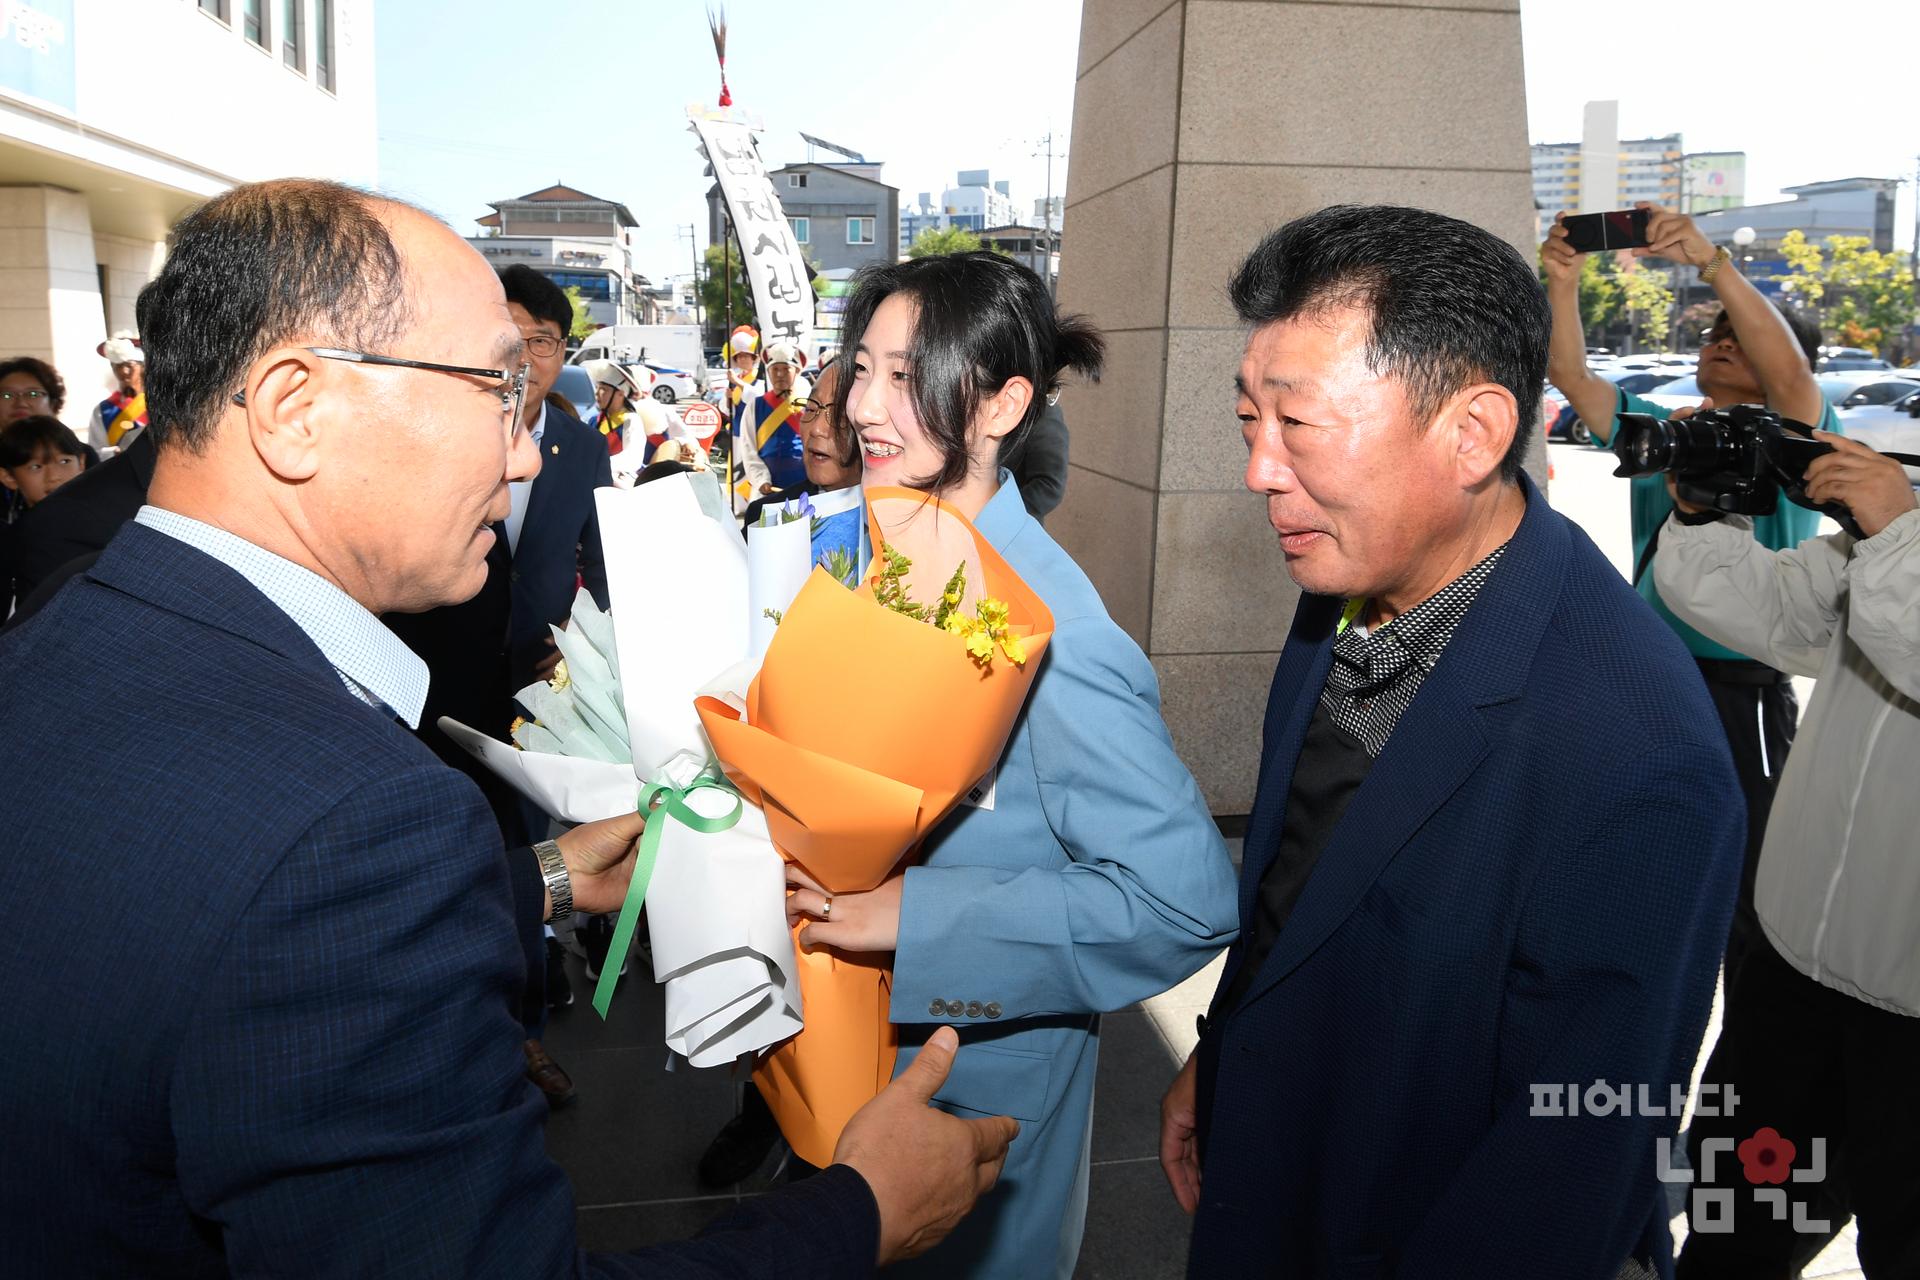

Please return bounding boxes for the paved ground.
[540,892,1231,1277]
[541,443,1862,1276]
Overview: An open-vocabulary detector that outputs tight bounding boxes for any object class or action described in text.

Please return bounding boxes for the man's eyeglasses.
[0,388,49,404]
[522,334,564,358]
[232,347,530,443]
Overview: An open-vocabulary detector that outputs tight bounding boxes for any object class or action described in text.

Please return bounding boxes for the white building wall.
[0,0,377,426]
[70,1,377,188]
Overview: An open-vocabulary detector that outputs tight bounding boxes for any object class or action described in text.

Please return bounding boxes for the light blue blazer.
[889,474,1240,1279]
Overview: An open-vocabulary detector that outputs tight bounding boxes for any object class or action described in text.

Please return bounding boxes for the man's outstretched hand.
[832,1027,1019,1265]
[552,810,647,916]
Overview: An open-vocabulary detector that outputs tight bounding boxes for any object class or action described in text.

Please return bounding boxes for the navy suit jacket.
[0,523,877,1277]
[510,405,612,690]
[1191,479,1743,1279]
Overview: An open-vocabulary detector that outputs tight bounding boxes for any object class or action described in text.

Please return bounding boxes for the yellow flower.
[549,659,571,691]
[999,632,1027,666]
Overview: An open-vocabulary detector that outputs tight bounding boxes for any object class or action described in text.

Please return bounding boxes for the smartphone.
[1561,208,1651,254]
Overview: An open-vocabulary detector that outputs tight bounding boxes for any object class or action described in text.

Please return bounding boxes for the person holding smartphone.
[1543,204,1838,979]
[1543,202,1851,1267]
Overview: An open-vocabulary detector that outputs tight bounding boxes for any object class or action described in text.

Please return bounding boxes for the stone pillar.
[1053,0,1537,814]
[0,185,109,430]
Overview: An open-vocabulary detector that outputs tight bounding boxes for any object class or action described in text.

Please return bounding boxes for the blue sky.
[376,0,1914,288]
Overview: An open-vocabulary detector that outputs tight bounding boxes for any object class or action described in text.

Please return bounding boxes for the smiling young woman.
[792,251,1240,1279]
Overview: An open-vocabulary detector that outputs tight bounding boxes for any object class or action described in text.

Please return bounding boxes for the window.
[789,217,810,245]
[787,173,807,189]
[315,0,334,91]
[847,217,875,245]
[282,0,304,72]
[244,0,267,47]
[545,271,612,301]
[199,0,230,23]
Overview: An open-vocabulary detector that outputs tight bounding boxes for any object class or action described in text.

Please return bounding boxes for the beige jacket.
[1655,507,1920,1016]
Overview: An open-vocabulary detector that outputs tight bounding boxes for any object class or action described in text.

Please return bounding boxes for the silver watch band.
[534,839,572,924]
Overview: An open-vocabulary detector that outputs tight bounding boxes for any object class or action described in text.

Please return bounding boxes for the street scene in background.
[1,2,1915,1277]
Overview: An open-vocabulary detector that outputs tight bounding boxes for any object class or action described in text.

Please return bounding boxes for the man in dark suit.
[1158,206,1744,1279]
[0,177,1013,1276]
[497,264,612,692]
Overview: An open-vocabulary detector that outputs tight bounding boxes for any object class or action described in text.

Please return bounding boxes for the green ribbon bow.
[591,766,745,1019]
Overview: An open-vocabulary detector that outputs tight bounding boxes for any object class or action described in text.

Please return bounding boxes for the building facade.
[901,169,1028,252]
[1692,176,1902,295]
[976,224,1060,289]
[1,0,375,428]
[466,184,643,329]
[708,161,898,278]
[1530,101,1683,216]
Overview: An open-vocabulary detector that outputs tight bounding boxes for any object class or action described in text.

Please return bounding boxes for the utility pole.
[680,223,704,330]
[1033,129,1066,296]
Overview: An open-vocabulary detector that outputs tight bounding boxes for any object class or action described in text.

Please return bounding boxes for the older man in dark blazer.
[1159,207,1744,1279]
[0,178,1014,1277]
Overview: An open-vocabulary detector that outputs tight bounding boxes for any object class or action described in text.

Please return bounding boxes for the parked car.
[1817,371,1920,410]
[1549,369,1691,445]
[1837,387,1920,457]
[552,364,595,420]
[1817,355,1893,373]
[643,363,701,404]
[1632,370,1920,422]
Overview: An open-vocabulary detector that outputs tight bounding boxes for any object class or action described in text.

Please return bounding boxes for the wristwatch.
[534,839,573,923]
[1698,245,1731,282]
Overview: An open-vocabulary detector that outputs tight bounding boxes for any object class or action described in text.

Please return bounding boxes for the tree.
[907,225,985,258]
[1775,231,1915,356]
[701,243,755,336]
[560,286,596,341]
[1618,263,1674,351]
[1577,252,1624,339]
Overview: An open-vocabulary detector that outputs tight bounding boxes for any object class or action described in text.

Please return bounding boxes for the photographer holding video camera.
[1649,398,1920,1276]
[1543,203,1834,988]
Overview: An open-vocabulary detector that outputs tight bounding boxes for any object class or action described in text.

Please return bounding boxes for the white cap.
[585,359,647,397]
[764,342,799,369]
[99,331,143,363]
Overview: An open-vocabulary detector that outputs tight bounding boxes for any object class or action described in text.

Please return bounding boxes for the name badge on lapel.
[962,764,998,812]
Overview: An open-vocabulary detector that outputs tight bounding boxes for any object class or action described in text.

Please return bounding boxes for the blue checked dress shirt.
[134,506,429,727]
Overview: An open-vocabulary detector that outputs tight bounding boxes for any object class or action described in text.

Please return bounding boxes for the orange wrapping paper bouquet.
[694,487,1055,1167]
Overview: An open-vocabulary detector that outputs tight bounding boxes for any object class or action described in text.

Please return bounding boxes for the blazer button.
[966,1001,983,1018]
[928,999,945,1017]
[984,1002,1002,1019]
[944,999,965,1017]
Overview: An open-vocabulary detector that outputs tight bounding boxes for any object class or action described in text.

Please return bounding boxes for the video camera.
[1611,404,1880,537]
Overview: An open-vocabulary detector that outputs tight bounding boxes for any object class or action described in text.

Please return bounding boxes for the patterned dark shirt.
[1321,544,1508,757]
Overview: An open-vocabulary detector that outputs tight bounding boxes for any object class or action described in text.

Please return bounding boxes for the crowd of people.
[0,177,1913,1280]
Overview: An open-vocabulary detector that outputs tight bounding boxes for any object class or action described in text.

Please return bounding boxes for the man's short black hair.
[0,356,66,416]
[1704,303,1822,372]
[0,415,86,469]
[1229,205,1549,483]
[499,265,572,340]
[136,179,415,453]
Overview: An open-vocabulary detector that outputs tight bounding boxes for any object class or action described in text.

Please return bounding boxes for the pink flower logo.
[1738,1127,1797,1186]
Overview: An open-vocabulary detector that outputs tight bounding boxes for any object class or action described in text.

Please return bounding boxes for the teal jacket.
[1611,387,1839,661]
[889,474,1240,1279]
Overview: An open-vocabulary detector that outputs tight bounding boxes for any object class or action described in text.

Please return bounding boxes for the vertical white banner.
[689,108,816,358]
